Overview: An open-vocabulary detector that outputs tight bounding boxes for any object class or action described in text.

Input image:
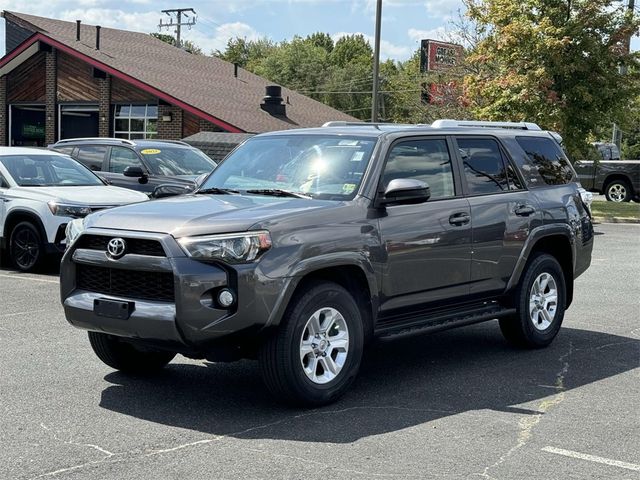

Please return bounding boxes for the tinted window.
[53,146,75,155]
[457,138,509,194]
[139,147,215,176]
[383,139,455,199]
[109,147,143,174]
[76,146,107,171]
[516,136,575,186]
[0,175,8,188]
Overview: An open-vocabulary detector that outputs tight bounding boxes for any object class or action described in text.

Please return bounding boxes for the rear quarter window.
[76,146,108,171]
[515,136,575,186]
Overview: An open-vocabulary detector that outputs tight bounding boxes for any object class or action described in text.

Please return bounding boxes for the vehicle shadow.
[99,324,638,444]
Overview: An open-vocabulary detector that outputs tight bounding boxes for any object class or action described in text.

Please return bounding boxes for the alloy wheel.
[529,272,558,331]
[299,307,350,384]
[607,183,627,202]
[12,227,40,270]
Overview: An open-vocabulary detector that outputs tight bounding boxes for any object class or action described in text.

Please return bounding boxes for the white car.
[0,147,149,271]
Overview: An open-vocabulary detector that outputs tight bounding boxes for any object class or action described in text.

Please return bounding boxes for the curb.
[592,216,640,224]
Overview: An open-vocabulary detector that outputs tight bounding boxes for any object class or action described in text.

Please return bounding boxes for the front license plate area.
[94,298,134,320]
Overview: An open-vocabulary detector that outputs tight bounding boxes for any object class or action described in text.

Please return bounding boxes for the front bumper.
[60,228,289,349]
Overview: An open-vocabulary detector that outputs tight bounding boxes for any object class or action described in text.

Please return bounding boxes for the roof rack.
[322,121,425,129]
[150,139,191,146]
[53,137,136,146]
[431,119,542,131]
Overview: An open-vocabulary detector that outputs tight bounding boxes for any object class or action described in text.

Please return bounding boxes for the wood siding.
[57,51,100,101]
[6,52,46,102]
[111,77,156,103]
[183,111,200,138]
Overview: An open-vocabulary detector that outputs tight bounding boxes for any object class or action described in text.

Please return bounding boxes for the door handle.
[449,212,470,226]
[514,205,535,216]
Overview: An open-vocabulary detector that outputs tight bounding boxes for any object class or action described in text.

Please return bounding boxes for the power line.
[158,8,197,49]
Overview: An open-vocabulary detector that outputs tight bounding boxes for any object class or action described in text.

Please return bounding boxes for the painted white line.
[1,309,48,318]
[542,446,640,472]
[0,274,59,284]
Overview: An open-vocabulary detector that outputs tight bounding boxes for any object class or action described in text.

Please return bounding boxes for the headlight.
[48,201,92,218]
[65,217,86,247]
[177,231,272,263]
[577,187,593,211]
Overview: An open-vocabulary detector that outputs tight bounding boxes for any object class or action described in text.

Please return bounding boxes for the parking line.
[542,446,640,472]
[0,274,59,284]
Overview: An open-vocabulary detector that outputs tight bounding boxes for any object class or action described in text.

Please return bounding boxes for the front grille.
[77,235,166,257]
[76,264,175,302]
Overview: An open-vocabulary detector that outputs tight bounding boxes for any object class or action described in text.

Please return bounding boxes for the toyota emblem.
[107,238,127,259]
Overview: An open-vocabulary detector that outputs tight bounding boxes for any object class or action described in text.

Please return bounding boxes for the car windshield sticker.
[342,183,356,194]
[351,151,365,162]
[141,149,161,155]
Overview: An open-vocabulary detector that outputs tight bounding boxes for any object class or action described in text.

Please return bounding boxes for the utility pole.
[371,0,382,122]
[612,0,635,149]
[159,8,196,49]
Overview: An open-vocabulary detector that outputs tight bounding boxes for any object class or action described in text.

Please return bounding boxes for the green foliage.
[214,37,275,68]
[330,34,372,68]
[464,0,640,159]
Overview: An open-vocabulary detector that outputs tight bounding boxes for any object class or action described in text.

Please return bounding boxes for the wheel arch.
[506,226,575,308]
[268,259,378,344]
[3,209,48,245]
[603,173,634,195]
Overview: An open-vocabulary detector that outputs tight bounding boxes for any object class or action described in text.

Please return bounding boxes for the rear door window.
[515,136,575,186]
[457,137,512,195]
[76,146,108,171]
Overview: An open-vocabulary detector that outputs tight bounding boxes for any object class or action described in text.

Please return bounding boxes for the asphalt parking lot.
[1,223,638,480]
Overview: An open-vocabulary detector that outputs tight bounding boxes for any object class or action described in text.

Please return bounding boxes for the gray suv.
[60,121,594,405]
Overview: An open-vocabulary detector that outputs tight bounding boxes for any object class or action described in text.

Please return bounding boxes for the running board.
[375,302,515,342]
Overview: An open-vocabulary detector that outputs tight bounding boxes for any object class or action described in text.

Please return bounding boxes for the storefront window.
[113,104,158,139]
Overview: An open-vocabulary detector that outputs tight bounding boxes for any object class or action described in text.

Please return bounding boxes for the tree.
[150,32,203,55]
[330,34,372,68]
[463,0,640,159]
[214,37,275,68]
[306,32,334,53]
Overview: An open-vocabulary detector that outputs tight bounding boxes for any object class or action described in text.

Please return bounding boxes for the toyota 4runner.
[60,120,594,406]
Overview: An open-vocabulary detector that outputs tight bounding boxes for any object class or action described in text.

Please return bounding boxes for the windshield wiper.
[196,187,240,195]
[245,189,311,199]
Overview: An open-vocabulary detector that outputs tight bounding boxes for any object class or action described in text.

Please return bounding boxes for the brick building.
[0,11,355,147]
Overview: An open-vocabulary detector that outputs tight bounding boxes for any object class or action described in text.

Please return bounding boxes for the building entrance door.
[59,105,99,140]
[9,105,45,146]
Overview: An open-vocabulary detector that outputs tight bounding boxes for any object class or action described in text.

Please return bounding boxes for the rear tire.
[604,179,632,202]
[259,281,364,406]
[9,221,44,272]
[499,253,566,349]
[88,332,175,373]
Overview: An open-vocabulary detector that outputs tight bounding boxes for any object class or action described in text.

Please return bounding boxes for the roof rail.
[53,137,136,146]
[431,119,542,131]
[322,121,424,129]
[151,139,191,146]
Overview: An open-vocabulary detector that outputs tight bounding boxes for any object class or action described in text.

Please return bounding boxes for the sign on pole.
[420,39,463,73]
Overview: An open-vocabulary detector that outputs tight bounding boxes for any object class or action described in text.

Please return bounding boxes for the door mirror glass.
[381,178,431,205]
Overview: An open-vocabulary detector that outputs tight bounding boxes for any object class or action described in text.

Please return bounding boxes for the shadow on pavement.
[98,324,639,443]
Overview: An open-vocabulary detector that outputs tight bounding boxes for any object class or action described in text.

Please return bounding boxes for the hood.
[11,186,149,205]
[85,193,339,237]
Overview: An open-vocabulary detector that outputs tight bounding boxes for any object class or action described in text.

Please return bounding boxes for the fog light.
[217,289,235,308]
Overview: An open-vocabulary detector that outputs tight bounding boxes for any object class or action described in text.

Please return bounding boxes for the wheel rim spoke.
[529,272,558,331]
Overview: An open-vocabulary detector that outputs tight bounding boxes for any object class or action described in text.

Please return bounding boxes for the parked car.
[0,147,148,271]
[60,120,593,406]
[574,159,640,202]
[49,138,216,196]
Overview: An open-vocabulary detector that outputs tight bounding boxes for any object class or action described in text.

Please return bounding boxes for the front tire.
[88,332,175,373]
[499,253,566,348]
[259,281,364,406]
[9,221,44,272]
[605,179,632,202]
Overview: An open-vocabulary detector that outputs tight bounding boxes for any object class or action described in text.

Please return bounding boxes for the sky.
[0,0,637,60]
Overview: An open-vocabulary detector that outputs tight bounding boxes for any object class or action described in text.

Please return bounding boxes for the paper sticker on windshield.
[342,183,356,194]
[141,148,161,155]
[351,151,365,162]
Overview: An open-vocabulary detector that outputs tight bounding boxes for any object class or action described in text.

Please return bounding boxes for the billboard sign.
[420,39,463,73]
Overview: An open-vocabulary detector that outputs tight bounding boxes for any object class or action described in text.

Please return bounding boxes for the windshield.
[0,154,103,187]
[138,146,216,176]
[199,135,377,199]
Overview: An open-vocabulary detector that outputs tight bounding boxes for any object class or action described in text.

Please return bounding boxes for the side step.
[375,301,516,342]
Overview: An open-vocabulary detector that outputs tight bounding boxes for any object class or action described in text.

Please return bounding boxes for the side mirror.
[152,184,193,199]
[123,166,146,178]
[378,178,431,206]
[194,173,209,186]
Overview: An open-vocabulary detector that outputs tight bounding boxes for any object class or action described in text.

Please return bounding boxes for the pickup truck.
[573,160,640,202]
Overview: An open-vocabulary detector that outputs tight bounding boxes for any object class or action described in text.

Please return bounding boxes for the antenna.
[158,8,196,49]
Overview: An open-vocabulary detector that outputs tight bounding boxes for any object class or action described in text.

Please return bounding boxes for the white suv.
[0,147,148,271]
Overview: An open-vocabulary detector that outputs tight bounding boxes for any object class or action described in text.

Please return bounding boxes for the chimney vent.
[261,85,286,116]
[95,25,101,50]
[234,63,238,78]
[76,20,81,41]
